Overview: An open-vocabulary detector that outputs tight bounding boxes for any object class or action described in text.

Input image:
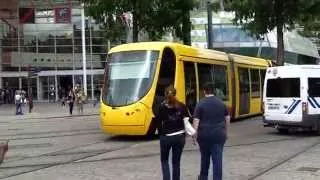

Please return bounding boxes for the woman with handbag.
[156,85,194,180]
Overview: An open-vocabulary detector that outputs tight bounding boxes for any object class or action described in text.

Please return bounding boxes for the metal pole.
[89,17,94,101]
[81,3,87,95]
[207,1,213,49]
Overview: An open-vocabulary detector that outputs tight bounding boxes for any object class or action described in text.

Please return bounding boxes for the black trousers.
[69,102,74,115]
[160,133,185,180]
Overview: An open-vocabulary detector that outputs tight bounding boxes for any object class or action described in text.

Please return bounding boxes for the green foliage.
[223,0,320,65]
[82,0,198,44]
[298,2,320,38]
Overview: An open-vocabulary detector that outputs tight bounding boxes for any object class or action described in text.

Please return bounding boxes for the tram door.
[183,62,197,114]
[238,68,250,115]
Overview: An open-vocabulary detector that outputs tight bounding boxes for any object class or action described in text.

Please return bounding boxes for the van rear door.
[308,78,320,115]
[264,78,302,122]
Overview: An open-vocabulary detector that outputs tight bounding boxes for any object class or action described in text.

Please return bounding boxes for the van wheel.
[277,128,289,134]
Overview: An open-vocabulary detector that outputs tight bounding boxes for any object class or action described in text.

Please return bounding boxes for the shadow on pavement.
[268,129,320,137]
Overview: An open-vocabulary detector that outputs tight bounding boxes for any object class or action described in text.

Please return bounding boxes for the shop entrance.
[58,76,73,98]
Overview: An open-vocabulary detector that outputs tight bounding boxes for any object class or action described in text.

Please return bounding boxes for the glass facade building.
[0,0,106,101]
[190,11,320,65]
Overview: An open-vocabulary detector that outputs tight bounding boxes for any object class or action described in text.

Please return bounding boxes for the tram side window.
[214,65,228,100]
[183,62,197,113]
[308,78,320,97]
[198,63,214,99]
[250,69,261,98]
[260,69,266,87]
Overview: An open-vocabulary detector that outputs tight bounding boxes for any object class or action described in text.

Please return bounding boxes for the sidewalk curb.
[25,113,99,120]
[4,113,99,121]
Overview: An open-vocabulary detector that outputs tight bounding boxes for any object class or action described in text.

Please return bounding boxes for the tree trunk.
[132,0,139,42]
[276,25,285,66]
[220,0,224,11]
[275,0,284,66]
[182,11,191,45]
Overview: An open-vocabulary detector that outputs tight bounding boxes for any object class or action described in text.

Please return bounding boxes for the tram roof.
[109,42,270,67]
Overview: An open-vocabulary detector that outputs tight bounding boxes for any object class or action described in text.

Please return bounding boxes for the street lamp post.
[81,3,87,95]
[207,1,213,49]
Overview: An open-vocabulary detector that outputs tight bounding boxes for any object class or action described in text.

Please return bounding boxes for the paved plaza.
[0,104,319,180]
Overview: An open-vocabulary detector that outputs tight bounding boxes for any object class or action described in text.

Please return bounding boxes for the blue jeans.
[16,103,22,115]
[198,139,224,180]
[160,134,185,180]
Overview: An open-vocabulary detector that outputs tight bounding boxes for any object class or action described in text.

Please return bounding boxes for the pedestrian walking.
[28,95,33,113]
[14,90,23,115]
[193,83,230,180]
[67,87,75,115]
[49,84,55,103]
[93,86,100,107]
[21,91,27,114]
[0,140,8,164]
[76,89,86,114]
[156,85,190,180]
[61,95,66,108]
[61,88,66,108]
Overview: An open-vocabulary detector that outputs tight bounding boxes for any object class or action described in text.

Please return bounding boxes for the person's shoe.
[0,140,9,164]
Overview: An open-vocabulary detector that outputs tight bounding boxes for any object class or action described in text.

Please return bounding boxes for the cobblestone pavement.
[0,114,319,180]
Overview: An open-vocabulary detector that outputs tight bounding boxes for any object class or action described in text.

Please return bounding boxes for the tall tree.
[224,0,320,65]
[298,3,320,48]
[151,0,196,44]
[83,0,154,42]
[83,0,197,44]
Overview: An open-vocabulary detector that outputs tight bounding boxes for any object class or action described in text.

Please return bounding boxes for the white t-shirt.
[15,94,21,104]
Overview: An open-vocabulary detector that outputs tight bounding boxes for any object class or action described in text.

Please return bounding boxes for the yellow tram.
[100,42,271,135]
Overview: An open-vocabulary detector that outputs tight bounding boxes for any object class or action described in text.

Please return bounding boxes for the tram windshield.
[103,50,159,106]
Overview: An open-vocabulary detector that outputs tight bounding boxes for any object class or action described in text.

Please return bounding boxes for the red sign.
[54,7,71,23]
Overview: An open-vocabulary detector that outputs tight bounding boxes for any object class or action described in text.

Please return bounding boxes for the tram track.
[0,130,101,141]
[247,139,320,180]
[0,114,98,124]
[0,139,138,179]
[0,126,320,180]
[1,134,318,180]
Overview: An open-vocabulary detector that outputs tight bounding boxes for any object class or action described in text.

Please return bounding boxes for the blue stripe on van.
[308,97,317,108]
[311,97,320,108]
[287,100,301,114]
[285,100,297,114]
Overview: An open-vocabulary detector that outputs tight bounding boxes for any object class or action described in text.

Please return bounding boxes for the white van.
[263,65,320,133]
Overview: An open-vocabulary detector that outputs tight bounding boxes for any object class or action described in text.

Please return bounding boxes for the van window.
[309,78,320,97]
[266,78,300,97]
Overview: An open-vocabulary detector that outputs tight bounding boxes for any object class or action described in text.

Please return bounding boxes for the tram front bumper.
[101,125,148,136]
